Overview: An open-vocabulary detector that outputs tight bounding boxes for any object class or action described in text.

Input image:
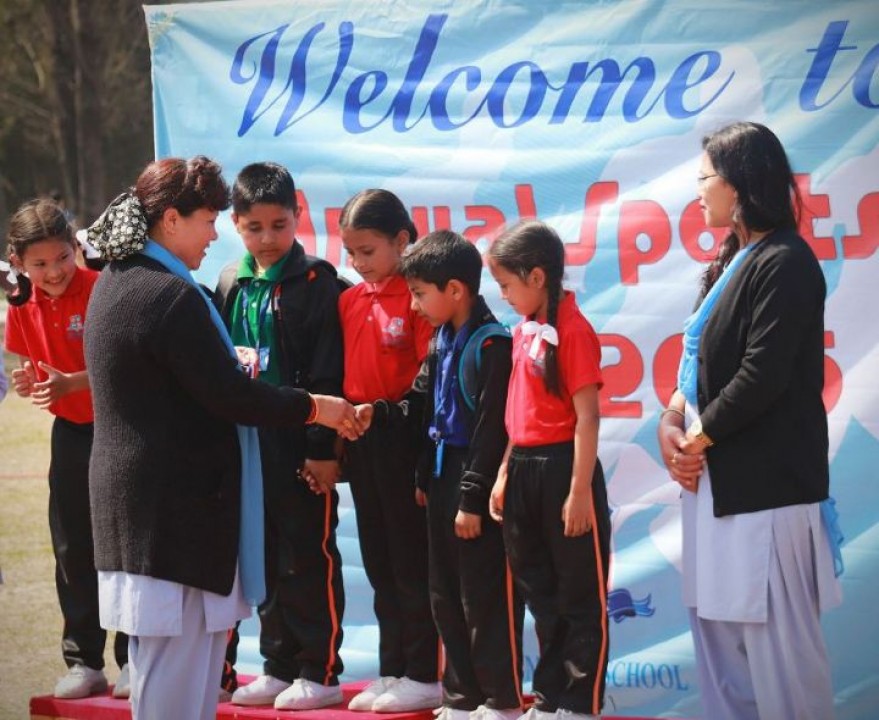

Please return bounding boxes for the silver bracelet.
[660,407,686,422]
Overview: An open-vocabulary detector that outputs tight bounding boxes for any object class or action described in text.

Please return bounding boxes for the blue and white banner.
[145,2,878,717]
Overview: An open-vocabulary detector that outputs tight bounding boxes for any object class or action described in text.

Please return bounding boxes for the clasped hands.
[12,360,83,408]
[658,421,707,494]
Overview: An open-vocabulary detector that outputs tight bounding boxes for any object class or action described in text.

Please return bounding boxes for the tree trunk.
[42,0,78,210]
[71,0,104,225]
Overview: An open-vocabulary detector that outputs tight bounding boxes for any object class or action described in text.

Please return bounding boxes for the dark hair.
[489,220,565,396]
[701,121,801,294]
[400,229,482,296]
[135,155,230,229]
[339,189,418,244]
[6,198,75,258]
[5,199,76,303]
[232,162,297,214]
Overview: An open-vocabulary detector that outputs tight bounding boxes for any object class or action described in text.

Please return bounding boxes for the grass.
[0,352,122,719]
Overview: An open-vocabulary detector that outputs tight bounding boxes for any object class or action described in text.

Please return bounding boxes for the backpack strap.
[457,323,511,412]
[214,263,240,316]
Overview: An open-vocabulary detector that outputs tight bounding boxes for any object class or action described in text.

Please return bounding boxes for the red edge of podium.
[30,677,674,720]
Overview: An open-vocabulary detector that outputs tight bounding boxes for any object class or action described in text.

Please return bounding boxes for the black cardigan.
[85,256,311,596]
[697,228,829,517]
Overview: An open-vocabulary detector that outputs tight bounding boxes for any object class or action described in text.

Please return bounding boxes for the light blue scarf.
[141,240,266,604]
[676,241,844,577]
[677,243,756,406]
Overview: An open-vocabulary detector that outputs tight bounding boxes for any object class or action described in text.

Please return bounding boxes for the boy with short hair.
[366,230,524,720]
[215,162,346,711]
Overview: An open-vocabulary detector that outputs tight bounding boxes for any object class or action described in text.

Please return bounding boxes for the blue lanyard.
[239,282,274,359]
[431,324,471,477]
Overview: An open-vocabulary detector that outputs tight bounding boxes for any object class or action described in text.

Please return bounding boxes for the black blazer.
[697,228,829,517]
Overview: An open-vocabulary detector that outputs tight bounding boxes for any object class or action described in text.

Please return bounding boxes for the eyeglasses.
[697,173,718,185]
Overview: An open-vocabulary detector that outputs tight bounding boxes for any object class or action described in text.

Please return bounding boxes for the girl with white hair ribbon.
[487,220,610,720]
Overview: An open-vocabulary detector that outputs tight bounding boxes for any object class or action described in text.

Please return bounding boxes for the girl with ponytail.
[488,221,610,720]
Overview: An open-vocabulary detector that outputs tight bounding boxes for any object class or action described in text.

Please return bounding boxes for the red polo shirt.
[4,267,98,423]
[505,292,602,446]
[339,274,433,404]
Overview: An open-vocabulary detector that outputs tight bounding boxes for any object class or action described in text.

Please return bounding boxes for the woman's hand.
[310,395,366,440]
[658,409,704,494]
[562,487,594,537]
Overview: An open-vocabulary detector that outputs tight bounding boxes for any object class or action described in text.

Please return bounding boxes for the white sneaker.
[231,674,291,706]
[372,677,443,712]
[433,707,472,720]
[471,705,522,720]
[517,709,557,720]
[274,678,344,710]
[111,663,131,699]
[556,710,599,720]
[348,676,399,711]
[54,665,109,699]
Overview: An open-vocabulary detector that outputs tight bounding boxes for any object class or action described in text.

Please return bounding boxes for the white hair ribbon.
[521,320,559,359]
[0,260,18,286]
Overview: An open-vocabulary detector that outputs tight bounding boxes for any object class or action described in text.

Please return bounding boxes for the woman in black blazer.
[657,122,841,720]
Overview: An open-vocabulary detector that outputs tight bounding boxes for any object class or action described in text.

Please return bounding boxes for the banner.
[145,2,879,717]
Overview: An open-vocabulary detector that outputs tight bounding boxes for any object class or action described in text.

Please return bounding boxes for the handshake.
[297,401,378,496]
[307,397,375,440]
[234,346,375,439]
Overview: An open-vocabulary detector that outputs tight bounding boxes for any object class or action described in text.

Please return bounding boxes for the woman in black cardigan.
[84,156,363,720]
[657,123,841,720]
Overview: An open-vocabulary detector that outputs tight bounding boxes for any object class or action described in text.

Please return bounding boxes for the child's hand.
[311,395,366,439]
[561,487,594,537]
[235,346,259,377]
[489,466,508,523]
[414,488,427,507]
[454,510,482,540]
[31,362,75,408]
[11,361,36,397]
[354,404,374,432]
[301,459,340,494]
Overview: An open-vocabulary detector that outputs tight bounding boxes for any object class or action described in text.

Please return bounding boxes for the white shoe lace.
[434,707,469,720]
[364,676,398,695]
[470,706,489,720]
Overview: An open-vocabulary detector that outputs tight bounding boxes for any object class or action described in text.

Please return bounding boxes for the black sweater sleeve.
[458,335,512,515]
[372,352,433,491]
[700,243,825,441]
[152,283,312,427]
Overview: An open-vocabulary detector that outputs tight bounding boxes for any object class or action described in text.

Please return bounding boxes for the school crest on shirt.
[523,338,547,378]
[66,314,84,341]
[382,317,408,348]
